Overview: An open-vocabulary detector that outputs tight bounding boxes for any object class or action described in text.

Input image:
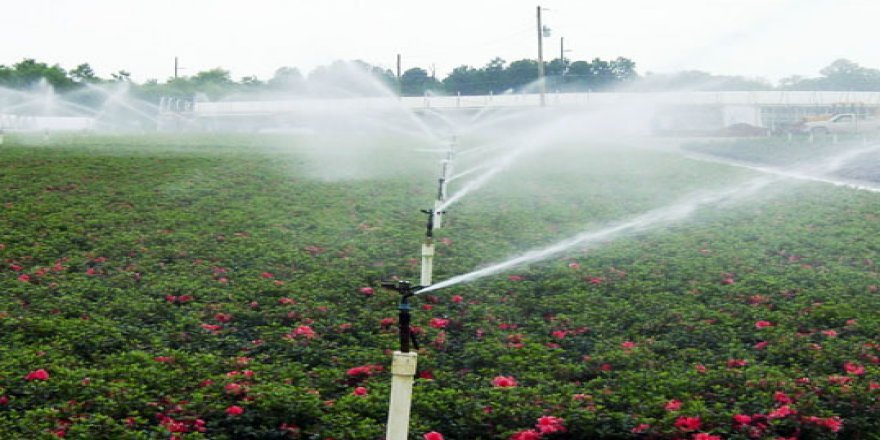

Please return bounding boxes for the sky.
[2,0,878,84]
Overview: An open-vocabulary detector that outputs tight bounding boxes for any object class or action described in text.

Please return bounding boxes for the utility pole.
[560,37,564,63]
[174,57,185,79]
[536,6,546,107]
[396,53,402,96]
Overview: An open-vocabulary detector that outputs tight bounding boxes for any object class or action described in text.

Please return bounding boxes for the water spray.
[433,136,456,228]
[380,280,425,440]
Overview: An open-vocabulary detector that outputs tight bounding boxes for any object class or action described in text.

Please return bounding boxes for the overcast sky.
[2,0,878,84]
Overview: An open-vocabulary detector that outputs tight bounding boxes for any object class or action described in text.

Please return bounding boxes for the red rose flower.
[25,369,49,381]
[492,375,517,388]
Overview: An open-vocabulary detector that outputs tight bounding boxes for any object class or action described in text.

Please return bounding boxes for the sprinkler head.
[380,280,426,353]
[421,208,447,237]
[380,280,425,299]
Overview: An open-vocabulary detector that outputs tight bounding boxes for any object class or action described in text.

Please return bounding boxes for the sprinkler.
[419,209,443,285]
[380,280,424,353]
[380,280,425,440]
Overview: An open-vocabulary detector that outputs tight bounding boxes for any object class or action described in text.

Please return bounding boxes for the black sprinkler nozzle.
[380,280,426,353]
[420,209,435,238]
[421,208,447,238]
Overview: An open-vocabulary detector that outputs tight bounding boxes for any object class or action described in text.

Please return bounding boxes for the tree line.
[2,57,880,103]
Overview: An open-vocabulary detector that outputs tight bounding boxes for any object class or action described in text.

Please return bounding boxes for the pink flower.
[588,277,603,284]
[353,386,368,396]
[674,416,701,431]
[491,375,517,388]
[359,287,375,296]
[768,404,796,419]
[692,434,722,440]
[805,416,843,432]
[631,423,651,434]
[225,405,244,416]
[451,295,463,304]
[201,323,222,332]
[260,272,274,279]
[423,432,444,440]
[552,330,567,340]
[754,341,769,350]
[293,325,317,339]
[721,276,735,285]
[727,359,748,368]
[773,391,792,404]
[568,262,581,269]
[733,413,752,426]
[509,430,541,440]
[755,320,773,329]
[508,275,524,282]
[214,313,233,323]
[665,399,682,411]
[822,416,843,432]
[535,416,566,434]
[821,329,838,337]
[24,369,49,381]
[17,274,31,283]
[695,364,708,374]
[429,318,450,329]
[844,362,865,375]
[621,341,636,350]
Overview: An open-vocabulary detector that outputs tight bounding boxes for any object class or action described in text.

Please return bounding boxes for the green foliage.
[0,134,878,438]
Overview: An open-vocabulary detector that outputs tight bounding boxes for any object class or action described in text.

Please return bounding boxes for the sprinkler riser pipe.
[433,200,443,228]
[420,242,434,286]
[386,351,418,440]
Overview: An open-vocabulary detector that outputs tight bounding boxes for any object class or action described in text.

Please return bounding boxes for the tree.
[610,57,637,82]
[483,57,506,93]
[70,63,101,84]
[267,67,304,92]
[442,65,483,95]
[3,59,76,90]
[780,59,880,91]
[505,59,540,91]
[110,70,132,82]
[400,67,439,96]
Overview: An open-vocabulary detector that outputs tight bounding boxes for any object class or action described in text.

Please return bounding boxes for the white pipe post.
[433,199,443,229]
[420,240,434,286]
[386,351,418,440]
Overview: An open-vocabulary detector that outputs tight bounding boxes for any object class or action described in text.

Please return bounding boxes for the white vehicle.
[803,113,880,135]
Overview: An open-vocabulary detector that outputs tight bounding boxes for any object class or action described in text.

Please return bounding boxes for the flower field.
[1,134,878,439]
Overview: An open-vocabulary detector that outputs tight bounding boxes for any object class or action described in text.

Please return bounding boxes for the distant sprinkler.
[380,279,425,440]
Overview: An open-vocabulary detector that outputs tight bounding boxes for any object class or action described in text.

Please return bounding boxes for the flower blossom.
[674,416,701,431]
[535,416,566,434]
[25,369,50,381]
[492,375,517,388]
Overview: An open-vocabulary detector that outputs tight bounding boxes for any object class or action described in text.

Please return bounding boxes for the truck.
[802,113,880,135]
